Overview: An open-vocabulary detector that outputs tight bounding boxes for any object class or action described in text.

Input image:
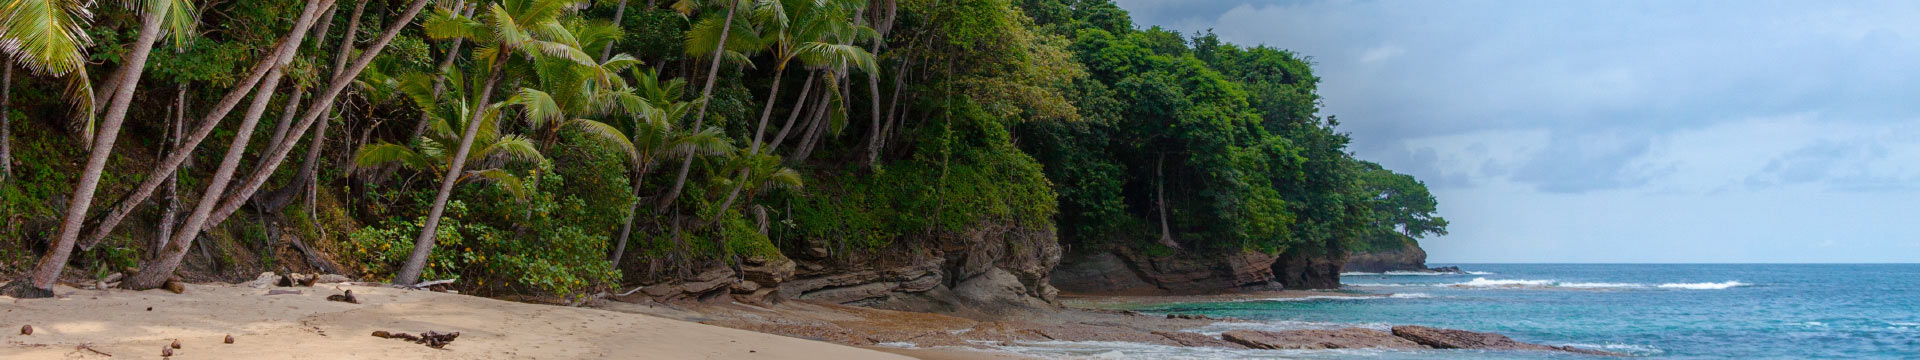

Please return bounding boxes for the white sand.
[0,283,910,359]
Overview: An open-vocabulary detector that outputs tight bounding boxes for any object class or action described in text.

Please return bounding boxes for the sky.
[1110,0,1920,263]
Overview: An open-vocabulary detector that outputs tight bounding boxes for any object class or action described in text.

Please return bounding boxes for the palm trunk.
[789,87,830,162]
[29,7,172,292]
[408,1,470,143]
[283,0,368,211]
[130,0,430,289]
[599,0,630,61]
[862,42,884,167]
[152,85,186,259]
[124,63,298,290]
[75,0,336,252]
[658,0,740,212]
[1,58,11,183]
[764,71,814,153]
[203,0,432,232]
[266,86,307,152]
[749,68,785,154]
[394,59,504,286]
[609,165,653,268]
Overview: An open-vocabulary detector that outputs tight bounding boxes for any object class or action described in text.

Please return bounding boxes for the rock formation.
[1344,240,1432,273]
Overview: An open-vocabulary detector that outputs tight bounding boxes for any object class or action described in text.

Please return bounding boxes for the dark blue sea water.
[1002,264,1920,359]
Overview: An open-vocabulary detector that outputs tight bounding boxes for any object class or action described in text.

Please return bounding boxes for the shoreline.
[0,283,905,359]
[3,280,1621,359]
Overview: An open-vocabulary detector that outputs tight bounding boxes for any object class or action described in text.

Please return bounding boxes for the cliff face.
[1344,240,1431,273]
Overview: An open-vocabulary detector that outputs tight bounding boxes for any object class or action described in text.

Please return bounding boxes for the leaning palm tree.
[0,0,93,297]
[607,69,732,268]
[397,0,597,285]
[6,0,205,296]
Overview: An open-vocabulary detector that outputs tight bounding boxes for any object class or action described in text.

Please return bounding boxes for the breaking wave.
[1656,281,1748,290]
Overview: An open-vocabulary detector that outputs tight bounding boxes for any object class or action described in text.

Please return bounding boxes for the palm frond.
[462,168,530,200]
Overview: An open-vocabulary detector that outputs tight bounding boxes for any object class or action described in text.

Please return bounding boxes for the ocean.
[1004,264,1920,359]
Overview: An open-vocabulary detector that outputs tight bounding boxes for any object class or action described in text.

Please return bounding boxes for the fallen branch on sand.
[371,330,460,349]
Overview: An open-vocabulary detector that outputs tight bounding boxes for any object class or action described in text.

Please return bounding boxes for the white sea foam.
[1888,321,1920,327]
[1453,278,1555,287]
[1341,270,1491,276]
[1390,292,1433,299]
[874,342,918,348]
[1557,342,1665,355]
[1557,282,1648,289]
[1656,281,1748,290]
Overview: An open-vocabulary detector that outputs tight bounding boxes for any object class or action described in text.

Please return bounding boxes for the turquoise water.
[1016,264,1920,359]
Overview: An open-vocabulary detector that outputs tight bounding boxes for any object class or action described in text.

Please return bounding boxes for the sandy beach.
[0,283,907,359]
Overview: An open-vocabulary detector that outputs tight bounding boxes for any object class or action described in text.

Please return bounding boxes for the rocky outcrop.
[777,222,1062,313]
[1052,243,1362,294]
[1344,240,1431,273]
[1050,248,1283,295]
[1272,249,1343,290]
[1391,326,1624,356]
[1221,329,1426,350]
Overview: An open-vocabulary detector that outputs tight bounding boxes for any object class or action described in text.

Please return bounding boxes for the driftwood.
[325,290,358,304]
[371,330,459,349]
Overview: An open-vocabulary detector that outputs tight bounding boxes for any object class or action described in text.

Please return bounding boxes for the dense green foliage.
[1014,0,1447,258]
[0,0,1442,297]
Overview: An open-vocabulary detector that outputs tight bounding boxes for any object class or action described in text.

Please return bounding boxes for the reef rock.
[1390,326,1623,356]
[1221,329,1427,350]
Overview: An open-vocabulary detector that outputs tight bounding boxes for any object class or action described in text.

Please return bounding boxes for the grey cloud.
[1510,131,1670,193]
[1745,140,1910,192]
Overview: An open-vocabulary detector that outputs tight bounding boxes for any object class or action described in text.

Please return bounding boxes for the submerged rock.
[1152,330,1246,349]
[1222,328,1427,350]
[1391,325,1623,356]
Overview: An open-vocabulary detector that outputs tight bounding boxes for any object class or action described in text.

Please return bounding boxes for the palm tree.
[118,0,338,291]
[126,0,436,290]
[356,68,546,203]
[512,17,639,194]
[706,0,868,226]
[656,0,756,213]
[394,0,597,285]
[606,69,731,268]
[12,0,203,295]
[745,0,873,156]
[71,0,359,262]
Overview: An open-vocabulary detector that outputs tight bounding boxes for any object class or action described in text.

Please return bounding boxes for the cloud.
[1358,44,1404,63]
[1509,131,1672,194]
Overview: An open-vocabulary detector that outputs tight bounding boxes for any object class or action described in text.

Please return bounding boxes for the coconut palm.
[655,0,758,213]
[396,0,597,285]
[121,0,435,291]
[745,0,873,155]
[10,0,208,296]
[512,17,640,194]
[356,69,545,202]
[607,69,731,268]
